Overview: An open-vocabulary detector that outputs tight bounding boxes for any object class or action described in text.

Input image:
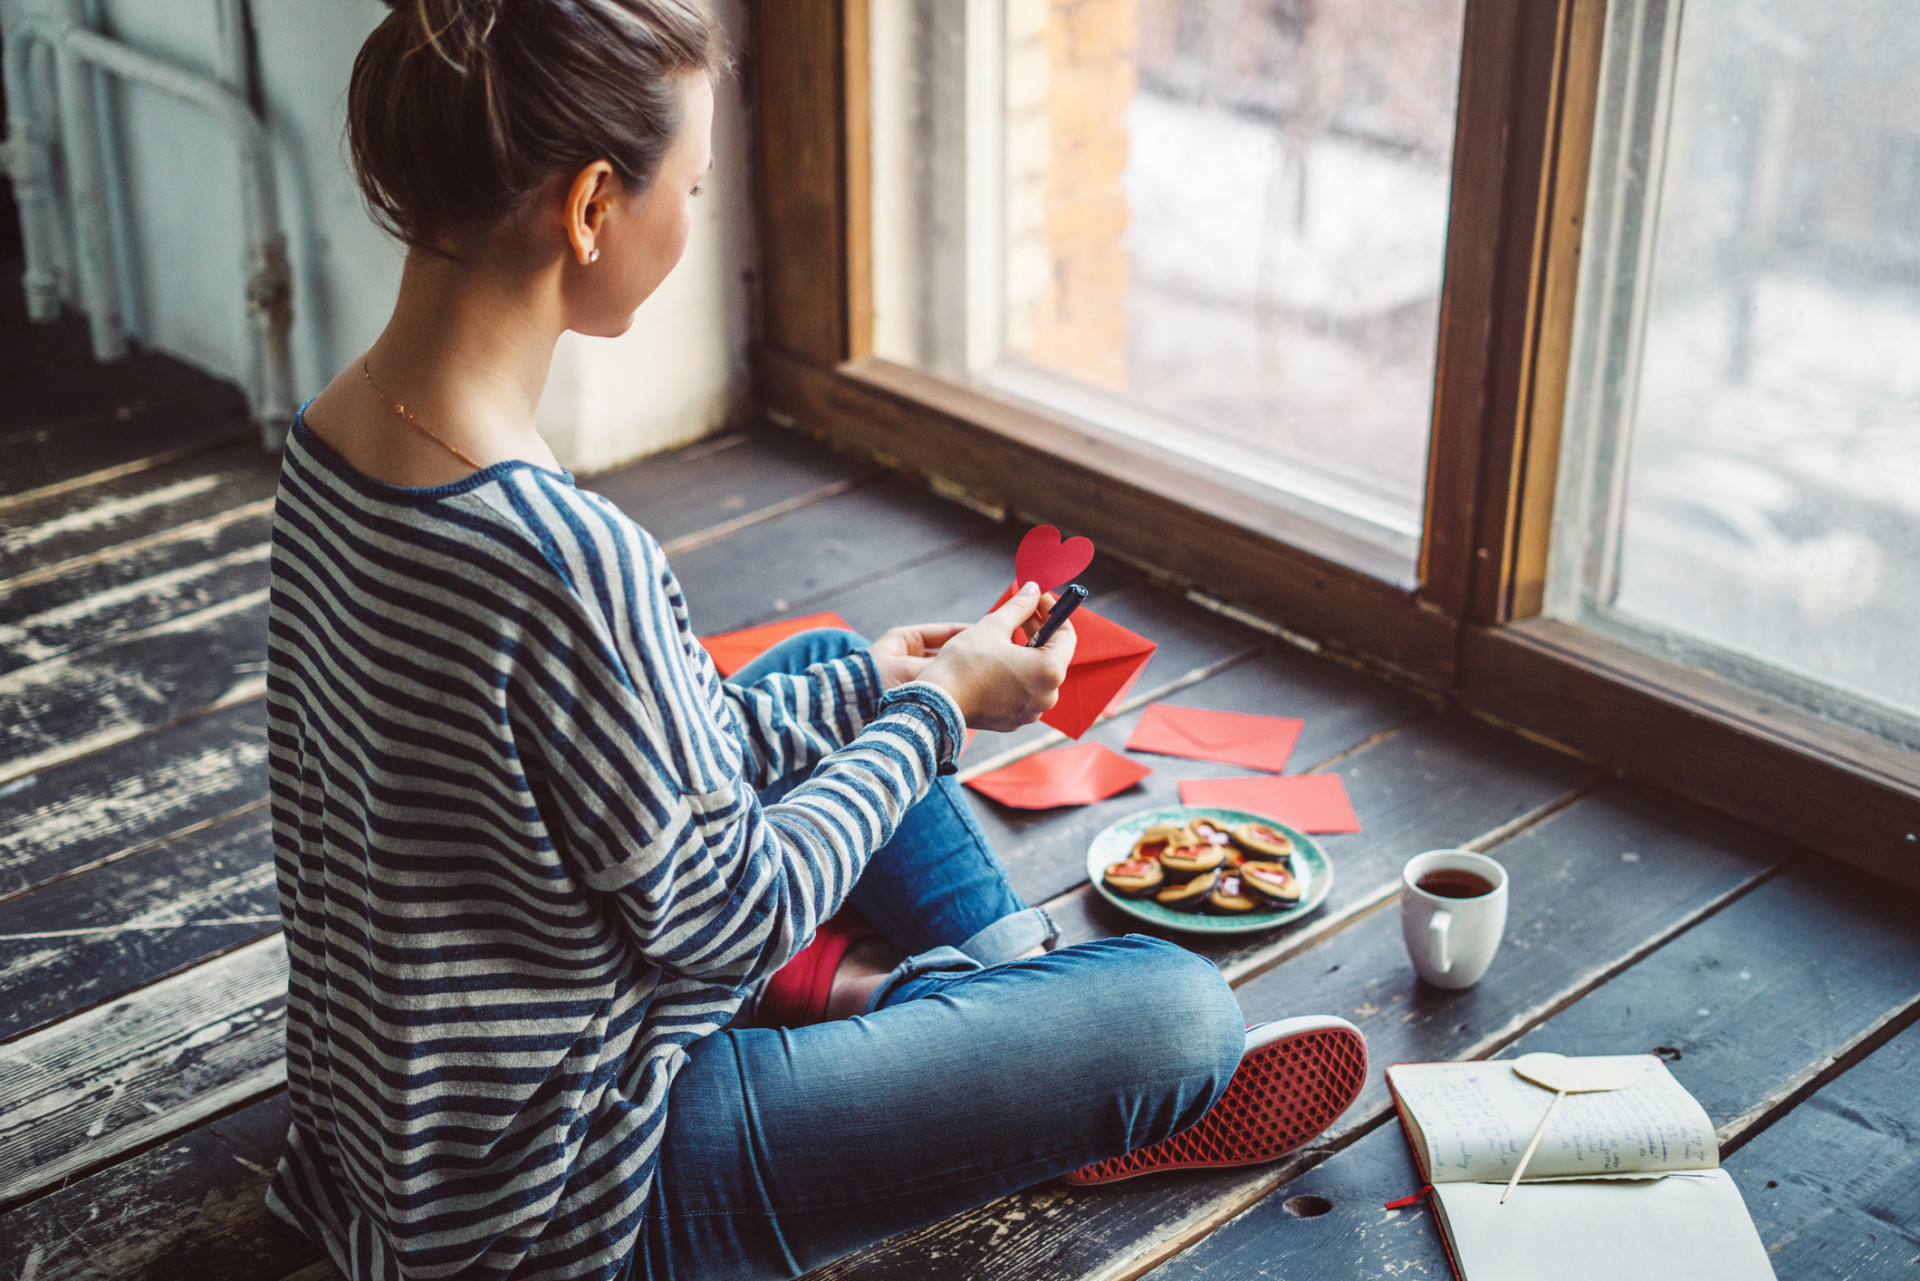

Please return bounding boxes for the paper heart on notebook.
[1014,525,1095,593]
[993,583,1156,739]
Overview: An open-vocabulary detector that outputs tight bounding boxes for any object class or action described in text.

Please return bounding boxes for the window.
[750,0,1920,886]
[868,0,1468,580]
[1547,0,1920,751]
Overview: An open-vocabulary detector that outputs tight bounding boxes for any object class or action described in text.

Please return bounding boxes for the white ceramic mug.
[1400,849,1509,989]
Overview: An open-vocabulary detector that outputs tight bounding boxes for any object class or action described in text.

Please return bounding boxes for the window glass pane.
[1550,0,1920,747]
[869,0,1468,580]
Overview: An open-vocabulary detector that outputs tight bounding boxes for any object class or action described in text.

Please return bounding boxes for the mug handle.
[1429,910,1453,974]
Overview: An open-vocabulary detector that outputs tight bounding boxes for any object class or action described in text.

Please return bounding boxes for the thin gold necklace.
[361,356,485,471]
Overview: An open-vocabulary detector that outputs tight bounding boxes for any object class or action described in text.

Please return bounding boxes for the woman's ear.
[564,161,618,265]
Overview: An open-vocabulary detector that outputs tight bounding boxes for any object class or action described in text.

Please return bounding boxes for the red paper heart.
[1015,525,1095,592]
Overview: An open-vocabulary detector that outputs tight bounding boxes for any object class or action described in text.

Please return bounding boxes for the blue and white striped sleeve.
[505,479,965,984]
[703,639,889,790]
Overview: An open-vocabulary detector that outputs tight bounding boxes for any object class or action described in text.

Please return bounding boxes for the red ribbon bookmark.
[1383,1184,1432,1210]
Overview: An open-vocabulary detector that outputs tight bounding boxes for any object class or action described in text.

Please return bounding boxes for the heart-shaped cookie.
[1015,525,1095,592]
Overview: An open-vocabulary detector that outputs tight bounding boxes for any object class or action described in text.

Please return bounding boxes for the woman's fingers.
[905,621,969,653]
[1034,615,1077,671]
[981,582,1046,638]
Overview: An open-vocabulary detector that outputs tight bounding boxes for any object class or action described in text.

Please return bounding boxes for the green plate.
[1085,806,1333,935]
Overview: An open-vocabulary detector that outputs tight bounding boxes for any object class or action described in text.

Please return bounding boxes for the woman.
[265,2,1366,1278]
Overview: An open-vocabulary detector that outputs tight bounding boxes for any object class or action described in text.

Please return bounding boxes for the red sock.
[755,908,879,1028]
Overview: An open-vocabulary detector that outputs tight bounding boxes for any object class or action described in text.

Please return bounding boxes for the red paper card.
[1126,703,1303,773]
[699,612,855,677]
[966,742,1151,809]
[1176,773,1360,833]
[992,583,1157,739]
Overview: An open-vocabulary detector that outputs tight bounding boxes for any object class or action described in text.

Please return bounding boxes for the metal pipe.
[50,0,125,360]
[1,12,63,321]
[18,8,295,447]
[209,0,293,450]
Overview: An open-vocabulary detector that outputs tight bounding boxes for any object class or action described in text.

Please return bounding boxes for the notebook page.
[1431,1169,1776,1281]
[1389,1057,1717,1182]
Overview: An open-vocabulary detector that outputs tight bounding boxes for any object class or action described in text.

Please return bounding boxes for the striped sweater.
[263,418,964,1280]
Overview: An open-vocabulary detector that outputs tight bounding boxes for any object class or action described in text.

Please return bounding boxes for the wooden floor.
[3,299,1919,1281]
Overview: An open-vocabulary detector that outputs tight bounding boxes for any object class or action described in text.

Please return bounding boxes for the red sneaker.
[1060,1015,1368,1185]
[754,909,878,1028]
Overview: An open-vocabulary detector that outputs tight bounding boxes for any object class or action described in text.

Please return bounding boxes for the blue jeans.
[630,631,1244,1280]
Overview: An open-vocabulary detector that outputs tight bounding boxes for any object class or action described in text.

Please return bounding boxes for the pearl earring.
[587,248,601,264]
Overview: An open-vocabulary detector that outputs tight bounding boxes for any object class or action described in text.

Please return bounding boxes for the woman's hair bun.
[350,0,727,247]
[386,0,507,74]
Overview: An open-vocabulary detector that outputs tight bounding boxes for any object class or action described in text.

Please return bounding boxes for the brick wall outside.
[1005,0,1137,391]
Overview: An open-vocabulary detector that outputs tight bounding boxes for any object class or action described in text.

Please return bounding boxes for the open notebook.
[1386,1056,1775,1281]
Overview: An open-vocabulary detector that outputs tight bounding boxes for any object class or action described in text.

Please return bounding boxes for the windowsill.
[1461,617,1920,890]
[1498,617,1920,791]
[844,357,1421,590]
[757,347,1460,685]
[977,359,1424,577]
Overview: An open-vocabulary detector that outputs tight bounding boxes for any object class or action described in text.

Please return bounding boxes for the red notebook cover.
[1384,1064,1466,1281]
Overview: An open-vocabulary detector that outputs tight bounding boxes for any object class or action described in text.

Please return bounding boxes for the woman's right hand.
[918,582,1077,732]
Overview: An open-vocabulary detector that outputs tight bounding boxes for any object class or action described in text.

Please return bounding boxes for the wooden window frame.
[747,0,1920,890]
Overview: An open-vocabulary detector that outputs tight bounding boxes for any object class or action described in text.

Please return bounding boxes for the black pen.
[1026,583,1087,648]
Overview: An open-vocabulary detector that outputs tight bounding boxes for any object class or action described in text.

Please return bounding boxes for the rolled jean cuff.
[864,907,1059,1013]
[958,905,1058,964]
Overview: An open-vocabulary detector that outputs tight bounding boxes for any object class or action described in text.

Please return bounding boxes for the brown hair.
[348,0,727,248]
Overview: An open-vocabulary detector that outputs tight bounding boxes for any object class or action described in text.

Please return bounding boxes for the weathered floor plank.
[0,700,268,902]
[0,518,270,673]
[812,783,1791,1281]
[0,808,275,1042]
[1729,1017,1920,1280]
[1141,856,1920,1280]
[0,382,252,500]
[0,1090,319,1281]
[668,477,995,635]
[0,591,267,784]
[590,425,879,548]
[0,936,287,1207]
[0,442,276,585]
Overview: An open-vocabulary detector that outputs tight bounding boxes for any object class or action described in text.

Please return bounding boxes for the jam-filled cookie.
[1154,867,1219,912]
[1207,873,1264,915]
[1159,840,1227,881]
[1130,823,1187,862]
[1102,856,1166,899]
[1230,822,1295,862]
[1189,818,1234,847]
[1239,859,1303,907]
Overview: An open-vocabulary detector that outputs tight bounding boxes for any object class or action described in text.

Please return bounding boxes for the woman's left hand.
[870,623,968,688]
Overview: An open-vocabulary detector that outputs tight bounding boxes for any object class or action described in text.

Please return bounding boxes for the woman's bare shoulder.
[303,370,480,490]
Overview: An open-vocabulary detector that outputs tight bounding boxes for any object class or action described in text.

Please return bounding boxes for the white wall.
[61,0,753,474]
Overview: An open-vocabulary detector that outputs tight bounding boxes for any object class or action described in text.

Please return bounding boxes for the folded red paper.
[699,611,855,677]
[1177,773,1360,833]
[1126,703,1303,774]
[966,742,1151,809]
[992,584,1156,739]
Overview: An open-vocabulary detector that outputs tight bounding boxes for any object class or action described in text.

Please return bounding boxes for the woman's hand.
[870,622,969,689]
[917,582,1077,732]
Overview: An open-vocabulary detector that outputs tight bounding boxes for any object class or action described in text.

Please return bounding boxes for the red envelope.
[1126,703,1303,774]
[1177,773,1360,833]
[700,611,855,677]
[992,584,1157,740]
[966,742,1151,809]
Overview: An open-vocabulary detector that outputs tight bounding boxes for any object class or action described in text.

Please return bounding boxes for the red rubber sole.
[1060,1020,1368,1185]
